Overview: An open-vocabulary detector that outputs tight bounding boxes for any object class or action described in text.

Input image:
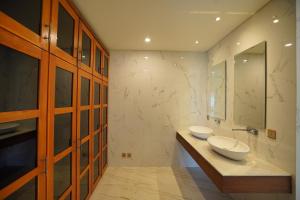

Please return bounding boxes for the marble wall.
[108,51,208,166]
[296,0,300,198]
[207,0,296,199]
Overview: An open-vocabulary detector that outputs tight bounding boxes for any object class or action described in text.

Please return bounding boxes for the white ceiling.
[72,0,270,52]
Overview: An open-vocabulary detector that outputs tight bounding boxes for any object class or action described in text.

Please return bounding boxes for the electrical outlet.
[267,129,276,140]
[127,153,131,158]
[121,153,126,158]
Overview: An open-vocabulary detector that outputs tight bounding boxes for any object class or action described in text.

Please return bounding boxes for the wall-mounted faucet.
[232,127,258,135]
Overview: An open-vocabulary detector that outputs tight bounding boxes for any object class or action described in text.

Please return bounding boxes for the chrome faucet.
[232,127,258,135]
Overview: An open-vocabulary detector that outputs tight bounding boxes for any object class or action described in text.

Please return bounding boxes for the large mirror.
[207,61,226,120]
[234,41,266,129]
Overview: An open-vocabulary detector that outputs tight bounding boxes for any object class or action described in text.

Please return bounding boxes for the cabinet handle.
[43,24,50,40]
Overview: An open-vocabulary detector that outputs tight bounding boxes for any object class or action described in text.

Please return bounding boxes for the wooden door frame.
[47,55,78,200]
[78,21,94,74]
[50,0,79,66]
[0,0,51,51]
[0,28,48,199]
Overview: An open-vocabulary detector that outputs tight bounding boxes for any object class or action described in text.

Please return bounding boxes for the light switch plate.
[267,129,276,140]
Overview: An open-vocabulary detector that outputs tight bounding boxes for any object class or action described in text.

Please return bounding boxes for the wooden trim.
[58,185,72,200]
[0,0,51,50]
[55,107,75,114]
[54,147,73,163]
[176,132,292,193]
[50,0,79,65]
[0,169,40,199]
[0,28,42,59]
[0,110,39,123]
[78,21,94,74]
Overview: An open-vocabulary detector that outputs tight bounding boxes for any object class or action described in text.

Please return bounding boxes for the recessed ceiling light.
[243,59,248,63]
[144,56,149,60]
[180,56,184,60]
[273,19,279,23]
[284,43,293,47]
[195,40,199,44]
[236,42,241,46]
[272,16,279,24]
[216,17,221,21]
[144,37,151,43]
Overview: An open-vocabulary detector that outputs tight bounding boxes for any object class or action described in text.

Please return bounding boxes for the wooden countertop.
[176,129,292,193]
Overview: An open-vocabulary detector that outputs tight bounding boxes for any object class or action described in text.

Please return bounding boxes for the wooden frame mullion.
[0,28,48,199]
[48,54,77,200]
[0,0,51,50]
[50,0,79,65]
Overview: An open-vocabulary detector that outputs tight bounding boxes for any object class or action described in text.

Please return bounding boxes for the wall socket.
[267,129,276,140]
[121,153,132,158]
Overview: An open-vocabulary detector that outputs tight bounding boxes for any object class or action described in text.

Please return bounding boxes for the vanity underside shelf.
[176,130,292,193]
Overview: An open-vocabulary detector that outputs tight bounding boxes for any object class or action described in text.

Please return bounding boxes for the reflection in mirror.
[207,61,226,120]
[234,41,266,129]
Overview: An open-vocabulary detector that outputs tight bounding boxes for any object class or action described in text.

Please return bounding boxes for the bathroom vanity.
[176,129,291,193]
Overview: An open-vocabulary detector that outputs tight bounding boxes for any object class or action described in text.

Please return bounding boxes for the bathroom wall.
[108,51,208,166]
[296,0,300,198]
[207,0,296,199]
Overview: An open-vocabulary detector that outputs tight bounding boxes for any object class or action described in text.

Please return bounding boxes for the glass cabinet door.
[103,55,109,79]
[92,78,102,187]
[0,28,48,199]
[50,0,79,65]
[48,55,77,200]
[77,70,92,200]
[0,0,51,50]
[93,42,103,78]
[79,22,94,74]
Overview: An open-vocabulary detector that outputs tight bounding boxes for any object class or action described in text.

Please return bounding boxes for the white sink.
[189,126,213,139]
[207,136,250,161]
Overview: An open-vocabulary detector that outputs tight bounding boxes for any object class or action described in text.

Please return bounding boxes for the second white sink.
[189,126,213,139]
[207,136,250,161]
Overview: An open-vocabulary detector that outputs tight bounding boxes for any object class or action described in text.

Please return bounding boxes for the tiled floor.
[91,167,232,200]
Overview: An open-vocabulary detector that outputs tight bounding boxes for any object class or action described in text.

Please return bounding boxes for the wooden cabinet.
[92,78,102,189]
[0,28,48,199]
[47,55,77,200]
[0,0,109,199]
[50,0,79,65]
[103,54,109,81]
[78,22,94,74]
[77,70,93,200]
[101,82,109,170]
[0,0,51,50]
[93,42,103,78]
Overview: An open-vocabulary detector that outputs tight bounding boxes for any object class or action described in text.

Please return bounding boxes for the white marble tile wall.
[108,51,208,166]
[296,0,300,198]
[207,0,296,199]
